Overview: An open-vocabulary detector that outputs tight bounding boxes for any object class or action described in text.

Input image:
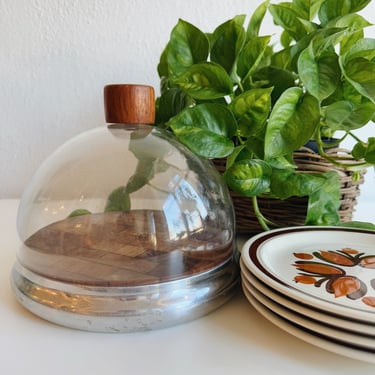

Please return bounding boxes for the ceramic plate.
[242,283,375,364]
[242,276,375,350]
[240,258,375,336]
[241,226,375,323]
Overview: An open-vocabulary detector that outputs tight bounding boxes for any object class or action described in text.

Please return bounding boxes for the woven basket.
[213,147,366,235]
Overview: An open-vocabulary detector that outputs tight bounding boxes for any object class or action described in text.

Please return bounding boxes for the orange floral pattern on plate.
[293,248,375,308]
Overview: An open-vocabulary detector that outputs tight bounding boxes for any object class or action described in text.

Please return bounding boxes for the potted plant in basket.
[155,0,375,233]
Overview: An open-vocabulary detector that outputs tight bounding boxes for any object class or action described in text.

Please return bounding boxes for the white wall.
[1,0,374,204]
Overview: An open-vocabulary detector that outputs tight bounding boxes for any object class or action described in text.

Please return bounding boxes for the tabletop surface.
[1,198,375,375]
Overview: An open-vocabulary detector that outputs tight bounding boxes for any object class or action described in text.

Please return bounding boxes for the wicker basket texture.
[213,147,366,235]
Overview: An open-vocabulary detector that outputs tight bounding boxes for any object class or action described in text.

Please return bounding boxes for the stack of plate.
[240,226,375,364]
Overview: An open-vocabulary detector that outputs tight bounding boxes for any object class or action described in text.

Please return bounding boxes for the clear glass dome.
[16,100,236,288]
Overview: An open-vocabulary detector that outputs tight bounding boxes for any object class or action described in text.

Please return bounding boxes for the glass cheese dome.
[11,84,239,332]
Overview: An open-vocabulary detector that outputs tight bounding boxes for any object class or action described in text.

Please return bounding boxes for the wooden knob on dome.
[104,84,155,124]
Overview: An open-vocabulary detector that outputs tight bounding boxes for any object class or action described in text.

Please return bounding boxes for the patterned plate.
[241,226,375,323]
[242,276,375,350]
[242,284,375,364]
[240,257,375,336]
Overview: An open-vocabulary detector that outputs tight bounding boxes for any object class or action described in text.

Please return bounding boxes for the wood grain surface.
[21,210,233,286]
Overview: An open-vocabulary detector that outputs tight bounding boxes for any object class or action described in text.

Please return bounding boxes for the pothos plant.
[155,0,375,231]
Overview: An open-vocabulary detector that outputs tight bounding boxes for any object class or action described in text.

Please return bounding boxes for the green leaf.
[332,13,372,30]
[298,43,340,101]
[340,38,375,61]
[227,145,247,169]
[352,137,375,163]
[270,169,318,198]
[269,4,307,41]
[166,19,209,79]
[157,44,169,78]
[334,13,372,56]
[246,0,269,39]
[244,136,266,160]
[341,57,375,104]
[270,169,341,226]
[68,209,91,218]
[210,18,246,76]
[105,186,131,212]
[339,30,364,55]
[193,132,236,159]
[323,101,375,131]
[156,88,194,123]
[310,29,345,55]
[292,0,324,21]
[167,103,237,158]
[340,40,375,102]
[233,14,247,27]
[225,142,265,171]
[128,127,168,160]
[253,66,296,104]
[172,127,234,158]
[266,154,296,170]
[318,0,371,25]
[272,45,294,70]
[287,26,346,71]
[340,221,375,230]
[126,159,156,194]
[168,103,237,137]
[280,29,294,48]
[224,159,272,197]
[237,35,271,81]
[229,88,272,137]
[265,87,320,159]
[341,80,364,104]
[123,129,174,200]
[105,154,161,212]
[175,62,233,100]
[297,18,319,34]
[305,170,341,225]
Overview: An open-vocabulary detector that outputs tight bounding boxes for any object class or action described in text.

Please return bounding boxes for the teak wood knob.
[104,84,155,124]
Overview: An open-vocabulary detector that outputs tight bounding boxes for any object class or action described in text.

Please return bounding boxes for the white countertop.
[1,198,375,375]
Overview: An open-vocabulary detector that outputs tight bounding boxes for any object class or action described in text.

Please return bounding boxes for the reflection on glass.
[17,125,235,287]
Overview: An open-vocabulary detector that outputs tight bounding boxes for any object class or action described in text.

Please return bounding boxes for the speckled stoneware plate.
[242,284,375,364]
[241,226,375,323]
[240,257,375,336]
